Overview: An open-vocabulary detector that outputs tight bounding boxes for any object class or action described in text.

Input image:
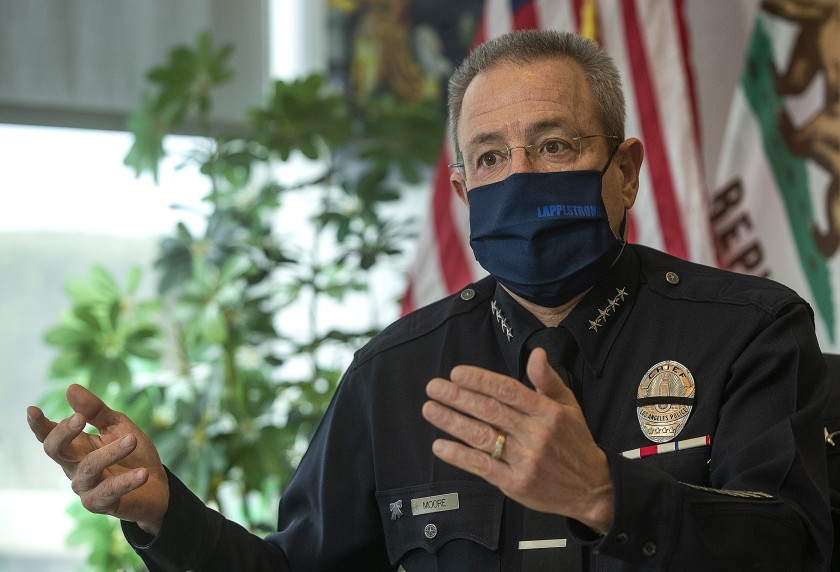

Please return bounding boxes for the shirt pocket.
[375,480,504,565]
[635,445,711,485]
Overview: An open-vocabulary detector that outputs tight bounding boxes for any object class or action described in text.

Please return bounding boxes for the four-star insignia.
[492,286,629,340]
[589,287,629,334]
[491,300,513,341]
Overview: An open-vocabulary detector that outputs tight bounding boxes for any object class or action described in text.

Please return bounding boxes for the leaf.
[72,305,102,330]
[47,351,80,378]
[126,267,143,295]
[44,325,93,346]
[88,357,132,394]
[108,299,121,331]
[200,304,228,344]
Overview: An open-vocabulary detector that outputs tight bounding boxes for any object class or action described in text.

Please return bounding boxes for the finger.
[27,406,57,443]
[41,412,88,463]
[527,348,576,405]
[448,365,544,415]
[431,437,512,481]
[422,400,501,454]
[426,377,519,430]
[73,434,138,494]
[66,384,120,432]
[79,467,149,516]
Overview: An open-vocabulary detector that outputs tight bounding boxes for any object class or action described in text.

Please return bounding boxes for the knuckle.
[481,428,498,451]
[476,397,504,423]
[521,469,540,492]
[42,432,64,460]
[465,422,488,448]
[531,425,554,449]
[79,492,103,514]
[496,381,519,403]
[42,440,57,459]
[543,407,566,432]
[76,457,98,480]
[70,478,84,496]
[474,452,494,476]
[508,472,532,497]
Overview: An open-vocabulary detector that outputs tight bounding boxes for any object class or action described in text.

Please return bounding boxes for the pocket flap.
[375,480,504,564]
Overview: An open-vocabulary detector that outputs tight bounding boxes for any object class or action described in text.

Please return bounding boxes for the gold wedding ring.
[492,432,506,460]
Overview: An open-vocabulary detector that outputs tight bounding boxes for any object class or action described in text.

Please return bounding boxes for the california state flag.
[712,1,839,350]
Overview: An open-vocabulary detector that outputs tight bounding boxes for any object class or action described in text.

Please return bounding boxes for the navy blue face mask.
[467,159,624,307]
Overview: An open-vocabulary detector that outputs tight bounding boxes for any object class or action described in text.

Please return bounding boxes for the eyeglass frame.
[448,134,621,176]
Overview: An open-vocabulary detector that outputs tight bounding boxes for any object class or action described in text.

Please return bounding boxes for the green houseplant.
[40,31,443,571]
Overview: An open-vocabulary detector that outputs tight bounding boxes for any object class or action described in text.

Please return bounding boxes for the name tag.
[411,493,459,515]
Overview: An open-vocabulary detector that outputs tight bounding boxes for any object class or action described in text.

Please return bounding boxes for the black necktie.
[524,326,579,394]
[515,325,585,569]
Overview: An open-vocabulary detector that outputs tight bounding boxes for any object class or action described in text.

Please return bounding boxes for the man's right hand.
[27,384,169,536]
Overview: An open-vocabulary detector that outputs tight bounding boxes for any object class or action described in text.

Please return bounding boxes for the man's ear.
[616,137,644,209]
[451,172,469,208]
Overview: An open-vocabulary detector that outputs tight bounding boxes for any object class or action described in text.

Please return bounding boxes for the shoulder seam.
[349,278,495,371]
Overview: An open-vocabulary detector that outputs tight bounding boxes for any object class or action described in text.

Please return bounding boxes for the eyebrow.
[464,117,581,151]
[523,118,580,140]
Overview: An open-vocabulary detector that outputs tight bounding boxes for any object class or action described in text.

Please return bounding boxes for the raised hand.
[27,384,169,535]
[422,348,614,533]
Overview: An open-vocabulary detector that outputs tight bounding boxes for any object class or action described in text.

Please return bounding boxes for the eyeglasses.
[449,133,620,186]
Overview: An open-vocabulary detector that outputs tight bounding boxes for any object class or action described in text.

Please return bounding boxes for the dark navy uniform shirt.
[125,245,832,570]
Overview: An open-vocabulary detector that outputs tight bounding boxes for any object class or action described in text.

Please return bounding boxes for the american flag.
[401,0,714,314]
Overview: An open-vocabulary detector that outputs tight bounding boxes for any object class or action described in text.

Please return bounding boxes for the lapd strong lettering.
[536,204,601,218]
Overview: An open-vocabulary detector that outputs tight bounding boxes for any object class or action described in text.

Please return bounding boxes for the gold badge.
[636,361,695,443]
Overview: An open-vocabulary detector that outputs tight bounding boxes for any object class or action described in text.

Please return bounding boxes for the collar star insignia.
[491,300,514,341]
[826,427,840,447]
[589,287,629,333]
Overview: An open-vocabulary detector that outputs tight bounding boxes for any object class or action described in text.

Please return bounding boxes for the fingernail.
[121,435,134,448]
[69,415,81,430]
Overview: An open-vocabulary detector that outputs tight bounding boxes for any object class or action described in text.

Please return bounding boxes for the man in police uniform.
[28,30,832,570]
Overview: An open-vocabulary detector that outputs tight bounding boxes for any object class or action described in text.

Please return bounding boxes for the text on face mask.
[536,204,603,218]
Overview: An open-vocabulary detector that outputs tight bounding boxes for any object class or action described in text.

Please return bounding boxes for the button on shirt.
[123,244,832,571]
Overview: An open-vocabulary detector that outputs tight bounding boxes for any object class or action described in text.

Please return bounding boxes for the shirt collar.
[488,245,642,380]
[489,283,545,380]
[562,245,641,376]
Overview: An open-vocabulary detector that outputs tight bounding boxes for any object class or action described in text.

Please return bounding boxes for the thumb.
[66,384,119,431]
[527,348,575,404]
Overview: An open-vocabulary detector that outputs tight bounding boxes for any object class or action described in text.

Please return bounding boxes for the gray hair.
[447,29,625,153]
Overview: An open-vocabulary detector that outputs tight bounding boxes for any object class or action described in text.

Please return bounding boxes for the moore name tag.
[410,493,460,516]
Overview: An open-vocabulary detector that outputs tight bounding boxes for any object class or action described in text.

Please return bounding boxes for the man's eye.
[541,139,568,154]
[479,154,498,167]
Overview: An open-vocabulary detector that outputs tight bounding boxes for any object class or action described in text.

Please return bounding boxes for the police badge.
[636,360,696,443]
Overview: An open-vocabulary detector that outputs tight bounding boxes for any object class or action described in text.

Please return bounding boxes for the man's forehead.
[458,58,599,145]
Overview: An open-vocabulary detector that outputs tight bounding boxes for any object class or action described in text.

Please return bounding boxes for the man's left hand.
[421,347,615,534]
